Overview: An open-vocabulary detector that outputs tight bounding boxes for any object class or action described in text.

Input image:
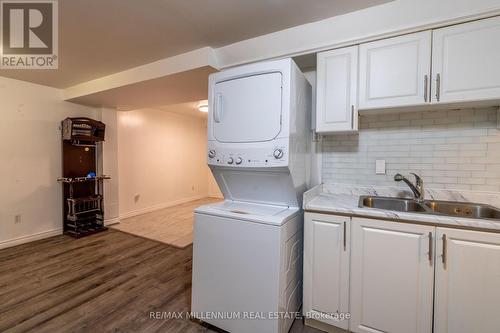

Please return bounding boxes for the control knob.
[227,157,234,165]
[208,149,216,158]
[235,157,243,165]
[273,149,284,159]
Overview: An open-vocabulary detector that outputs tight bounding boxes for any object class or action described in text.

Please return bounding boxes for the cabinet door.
[432,16,500,104]
[434,227,500,333]
[316,46,358,133]
[350,218,434,333]
[303,213,350,330]
[359,31,431,109]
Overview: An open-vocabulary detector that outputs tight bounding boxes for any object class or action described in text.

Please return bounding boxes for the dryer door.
[213,72,282,143]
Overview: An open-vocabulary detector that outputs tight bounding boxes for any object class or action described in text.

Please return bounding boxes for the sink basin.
[360,196,427,212]
[359,196,500,221]
[424,200,500,220]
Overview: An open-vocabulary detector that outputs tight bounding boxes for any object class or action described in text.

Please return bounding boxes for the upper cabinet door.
[359,31,432,109]
[316,46,358,133]
[432,16,500,104]
[434,227,500,333]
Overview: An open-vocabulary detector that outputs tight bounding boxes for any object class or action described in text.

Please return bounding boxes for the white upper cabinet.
[303,213,350,330]
[432,16,500,104]
[350,217,434,333]
[316,46,358,133]
[359,31,432,109]
[434,227,500,333]
[315,16,500,115]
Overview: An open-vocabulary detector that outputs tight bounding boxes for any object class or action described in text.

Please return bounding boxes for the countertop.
[304,183,500,232]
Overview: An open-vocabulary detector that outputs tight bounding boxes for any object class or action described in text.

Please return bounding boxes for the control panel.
[207,144,288,168]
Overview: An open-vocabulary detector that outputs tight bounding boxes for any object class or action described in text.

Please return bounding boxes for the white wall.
[117,108,220,219]
[322,108,500,191]
[0,76,102,248]
[99,108,120,223]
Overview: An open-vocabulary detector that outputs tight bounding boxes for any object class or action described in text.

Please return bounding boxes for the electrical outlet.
[376,160,386,175]
[14,215,21,224]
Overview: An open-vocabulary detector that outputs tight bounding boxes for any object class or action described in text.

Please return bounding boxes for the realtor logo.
[0,0,58,69]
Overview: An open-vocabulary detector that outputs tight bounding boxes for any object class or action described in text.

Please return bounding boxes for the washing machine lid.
[210,167,300,207]
[195,200,300,226]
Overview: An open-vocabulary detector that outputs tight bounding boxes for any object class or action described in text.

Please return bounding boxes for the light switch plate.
[376,160,386,175]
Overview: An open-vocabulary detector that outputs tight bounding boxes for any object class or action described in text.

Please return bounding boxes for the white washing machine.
[191,58,311,333]
[192,201,303,333]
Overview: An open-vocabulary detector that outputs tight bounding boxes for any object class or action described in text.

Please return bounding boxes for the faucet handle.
[410,173,423,185]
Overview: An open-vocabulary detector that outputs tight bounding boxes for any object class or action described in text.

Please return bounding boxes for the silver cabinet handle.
[343,222,347,251]
[442,234,447,269]
[428,232,432,264]
[436,73,441,102]
[424,75,429,102]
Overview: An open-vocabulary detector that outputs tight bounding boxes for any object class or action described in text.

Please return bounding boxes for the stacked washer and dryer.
[191,58,312,333]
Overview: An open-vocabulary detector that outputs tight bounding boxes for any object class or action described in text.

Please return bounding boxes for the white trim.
[104,217,120,226]
[0,228,62,250]
[119,195,206,220]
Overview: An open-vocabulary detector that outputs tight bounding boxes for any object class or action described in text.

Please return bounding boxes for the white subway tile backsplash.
[458,164,486,171]
[458,150,488,157]
[458,178,486,185]
[445,183,472,190]
[322,107,500,191]
[471,185,500,191]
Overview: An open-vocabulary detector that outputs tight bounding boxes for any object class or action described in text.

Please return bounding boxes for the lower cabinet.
[304,213,500,333]
[303,213,350,330]
[434,227,500,333]
[350,218,435,333]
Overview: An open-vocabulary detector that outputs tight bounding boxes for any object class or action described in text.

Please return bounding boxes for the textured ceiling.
[0,0,391,88]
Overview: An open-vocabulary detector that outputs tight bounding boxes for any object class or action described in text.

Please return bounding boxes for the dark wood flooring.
[0,230,321,333]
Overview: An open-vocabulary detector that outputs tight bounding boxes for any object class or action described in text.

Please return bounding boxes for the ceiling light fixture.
[198,101,209,113]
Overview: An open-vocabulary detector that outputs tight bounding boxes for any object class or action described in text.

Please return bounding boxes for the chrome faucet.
[394,173,425,203]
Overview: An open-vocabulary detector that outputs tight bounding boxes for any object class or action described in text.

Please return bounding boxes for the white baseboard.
[0,228,62,250]
[104,217,120,226]
[119,195,206,220]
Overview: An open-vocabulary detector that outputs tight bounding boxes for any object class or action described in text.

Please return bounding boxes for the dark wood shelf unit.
[58,117,109,238]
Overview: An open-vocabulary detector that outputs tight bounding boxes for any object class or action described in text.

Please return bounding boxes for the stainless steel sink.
[359,196,500,221]
[360,196,427,212]
[424,200,500,220]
